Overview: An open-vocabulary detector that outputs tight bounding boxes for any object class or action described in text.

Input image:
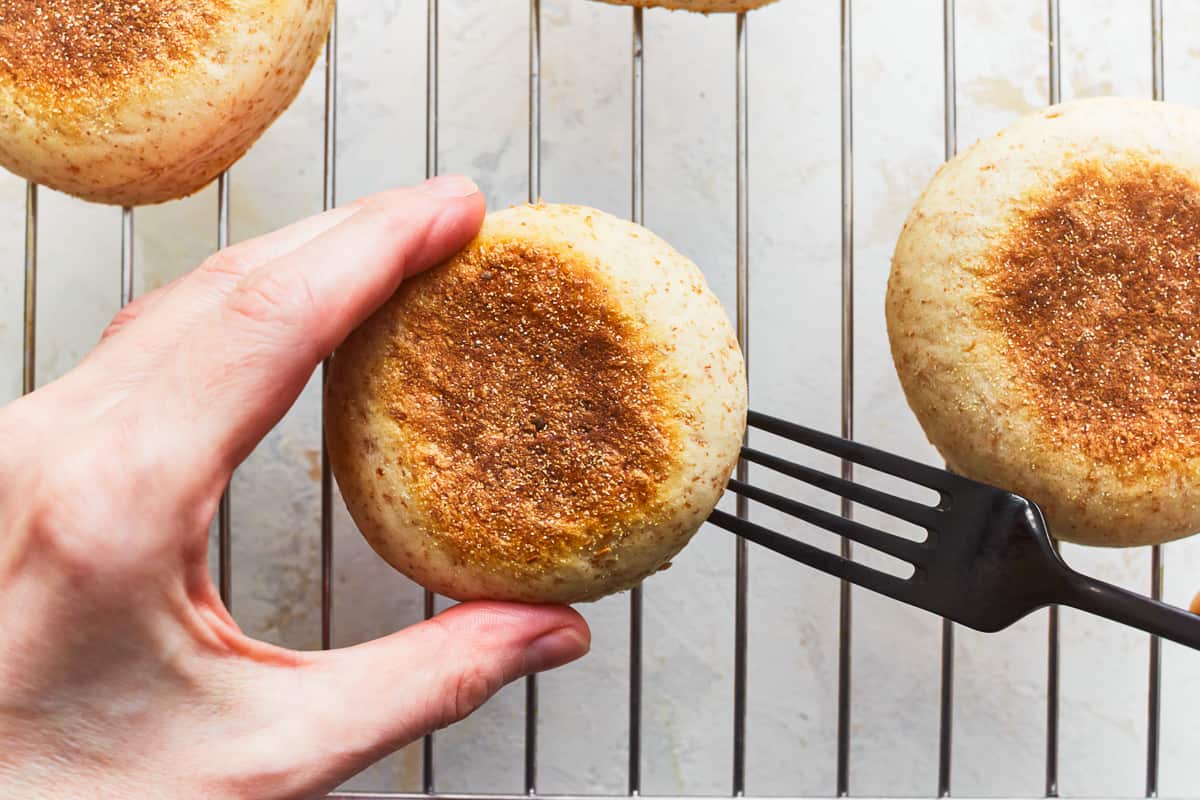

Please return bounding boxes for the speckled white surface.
[2,1,1200,797]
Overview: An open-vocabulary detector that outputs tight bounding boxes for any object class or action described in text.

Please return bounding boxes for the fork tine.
[726,478,927,564]
[709,509,922,605]
[740,447,939,528]
[747,410,962,493]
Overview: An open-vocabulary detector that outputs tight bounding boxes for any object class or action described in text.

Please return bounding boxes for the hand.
[0,176,591,800]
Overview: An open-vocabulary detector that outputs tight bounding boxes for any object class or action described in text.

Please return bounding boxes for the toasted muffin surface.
[327,203,747,602]
[0,0,334,205]
[888,97,1200,547]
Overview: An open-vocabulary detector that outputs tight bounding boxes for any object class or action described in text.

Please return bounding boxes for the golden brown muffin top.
[375,239,682,579]
[980,157,1200,474]
[0,0,226,98]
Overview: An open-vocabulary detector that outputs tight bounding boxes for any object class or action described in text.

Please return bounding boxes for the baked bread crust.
[0,0,334,206]
[326,203,747,602]
[888,96,1200,547]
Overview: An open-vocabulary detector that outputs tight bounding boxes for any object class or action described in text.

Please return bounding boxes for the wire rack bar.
[835,0,853,794]
[1151,0,1163,100]
[937,3,957,797]
[529,0,542,206]
[424,566,437,791]
[216,173,233,609]
[1045,599,1060,800]
[732,10,751,798]
[1148,542,1163,799]
[422,0,439,792]
[424,570,436,790]
[330,794,1057,800]
[1044,3,1061,797]
[22,182,36,396]
[427,0,438,184]
[120,207,134,308]
[628,6,645,797]
[320,6,339,656]
[1146,3,1164,797]
[526,1,542,793]
[1047,0,1062,105]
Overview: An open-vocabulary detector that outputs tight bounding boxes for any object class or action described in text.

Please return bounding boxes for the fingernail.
[524,627,590,673]
[422,174,479,198]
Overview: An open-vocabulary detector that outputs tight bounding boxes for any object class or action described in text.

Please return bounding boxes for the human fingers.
[221,602,588,799]
[127,176,483,491]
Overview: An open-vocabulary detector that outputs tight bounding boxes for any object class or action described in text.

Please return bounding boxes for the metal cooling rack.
[15,1,1174,798]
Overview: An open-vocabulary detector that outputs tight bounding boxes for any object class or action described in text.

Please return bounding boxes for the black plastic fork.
[710,410,1200,650]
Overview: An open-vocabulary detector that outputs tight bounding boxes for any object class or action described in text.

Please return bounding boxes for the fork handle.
[1063,572,1200,650]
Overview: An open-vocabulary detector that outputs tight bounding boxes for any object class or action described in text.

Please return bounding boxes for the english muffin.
[326,203,747,603]
[888,96,1200,547]
[0,0,334,206]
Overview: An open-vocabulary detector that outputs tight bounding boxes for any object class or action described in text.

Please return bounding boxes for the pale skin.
[0,176,592,799]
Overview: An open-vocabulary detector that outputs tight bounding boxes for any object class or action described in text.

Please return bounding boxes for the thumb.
[257,602,590,796]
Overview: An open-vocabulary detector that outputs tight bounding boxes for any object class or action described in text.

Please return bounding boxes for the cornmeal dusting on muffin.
[0,0,226,125]
[981,158,1200,473]
[379,240,681,578]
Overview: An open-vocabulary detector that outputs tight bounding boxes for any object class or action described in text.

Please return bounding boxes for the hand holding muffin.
[0,179,590,799]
